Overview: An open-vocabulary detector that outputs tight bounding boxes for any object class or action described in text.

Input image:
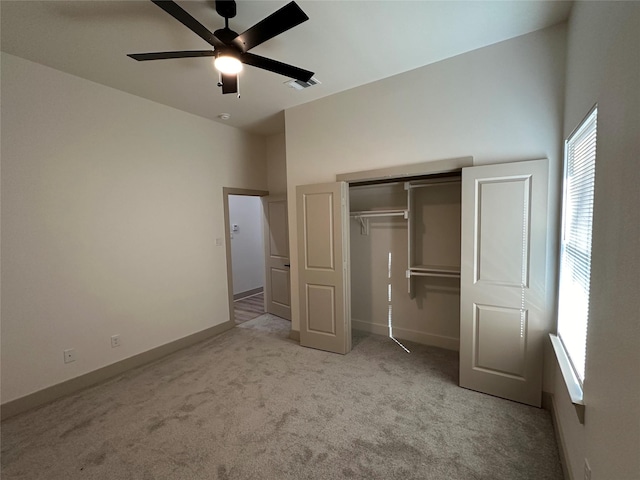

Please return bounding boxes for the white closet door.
[460,159,549,407]
[262,195,291,320]
[297,182,351,354]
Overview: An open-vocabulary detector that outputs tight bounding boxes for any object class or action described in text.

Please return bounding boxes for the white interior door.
[460,159,549,407]
[262,195,291,320]
[297,182,351,354]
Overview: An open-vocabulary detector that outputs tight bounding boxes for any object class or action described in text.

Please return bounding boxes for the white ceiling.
[1,0,572,136]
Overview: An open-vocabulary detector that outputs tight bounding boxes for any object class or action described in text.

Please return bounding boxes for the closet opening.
[348,173,462,353]
[298,156,550,406]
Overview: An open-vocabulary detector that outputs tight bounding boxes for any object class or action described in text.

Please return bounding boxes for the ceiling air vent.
[284,77,321,90]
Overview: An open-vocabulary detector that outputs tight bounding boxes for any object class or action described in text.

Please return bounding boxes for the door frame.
[223,187,270,324]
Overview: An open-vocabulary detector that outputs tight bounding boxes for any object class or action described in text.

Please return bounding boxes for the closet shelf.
[351,209,408,235]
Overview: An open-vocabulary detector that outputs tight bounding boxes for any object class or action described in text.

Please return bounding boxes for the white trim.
[233,287,264,301]
[336,156,473,183]
[543,392,574,480]
[549,333,585,424]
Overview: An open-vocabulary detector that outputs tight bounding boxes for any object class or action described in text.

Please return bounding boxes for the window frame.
[550,104,598,423]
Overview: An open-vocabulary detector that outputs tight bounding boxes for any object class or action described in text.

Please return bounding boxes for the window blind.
[557,107,597,384]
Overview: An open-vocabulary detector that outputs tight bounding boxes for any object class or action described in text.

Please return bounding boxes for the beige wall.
[552,3,640,479]
[266,133,287,195]
[0,53,267,404]
[285,25,566,334]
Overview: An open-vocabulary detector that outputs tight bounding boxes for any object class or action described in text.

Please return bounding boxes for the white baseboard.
[352,318,459,351]
[233,287,264,301]
[543,391,573,480]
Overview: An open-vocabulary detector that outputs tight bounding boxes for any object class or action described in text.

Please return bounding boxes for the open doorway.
[229,194,266,324]
[223,188,269,325]
[223,187,291,326]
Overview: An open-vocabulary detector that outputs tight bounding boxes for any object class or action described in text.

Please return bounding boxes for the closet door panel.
[263,195,291,320]
[460,159,549,407]
[297,182,351,354]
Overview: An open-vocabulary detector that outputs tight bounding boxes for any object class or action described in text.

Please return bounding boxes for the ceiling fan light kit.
[128,0,314,96]
[214,54,243,74]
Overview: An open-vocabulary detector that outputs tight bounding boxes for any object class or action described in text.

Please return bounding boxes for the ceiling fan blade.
[241,52,313,82]
[233,1,308,53]
[221,73,238,94]
[151,0,224,49]
[128,50,216,61]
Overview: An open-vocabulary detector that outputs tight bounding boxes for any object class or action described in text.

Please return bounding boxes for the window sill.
[549,334,585,424]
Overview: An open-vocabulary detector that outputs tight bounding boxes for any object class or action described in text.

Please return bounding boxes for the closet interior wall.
[349,176,462,351]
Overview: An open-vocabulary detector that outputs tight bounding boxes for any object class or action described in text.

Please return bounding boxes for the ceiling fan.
[128,0,314,96]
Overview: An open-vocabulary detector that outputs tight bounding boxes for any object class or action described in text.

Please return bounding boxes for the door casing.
[223,187,269,324]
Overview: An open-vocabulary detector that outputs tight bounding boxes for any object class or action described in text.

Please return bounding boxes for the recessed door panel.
[306,284,336,334]
[474,304,527,378]
[476,178,530,287]
[268,201,288,259]
[303,192,335,270]
[270,267,290,307]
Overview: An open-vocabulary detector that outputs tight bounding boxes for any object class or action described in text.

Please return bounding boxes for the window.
[556,106,598,385]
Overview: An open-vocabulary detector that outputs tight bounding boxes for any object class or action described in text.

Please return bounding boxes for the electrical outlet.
[215,237,223,246]
[584,459,592,480]
[111,335,121,348]
[63,348,76,364]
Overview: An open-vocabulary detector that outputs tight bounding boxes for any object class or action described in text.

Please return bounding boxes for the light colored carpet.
[1,315,563,479]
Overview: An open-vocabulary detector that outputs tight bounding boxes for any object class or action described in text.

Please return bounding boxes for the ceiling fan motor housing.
[215,0,236,19]
[214,28,240,45]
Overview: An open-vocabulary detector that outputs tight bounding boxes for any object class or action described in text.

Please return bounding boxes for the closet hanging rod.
[409,271,460,278]
[410,265,460,273]
[350,209,408,218]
